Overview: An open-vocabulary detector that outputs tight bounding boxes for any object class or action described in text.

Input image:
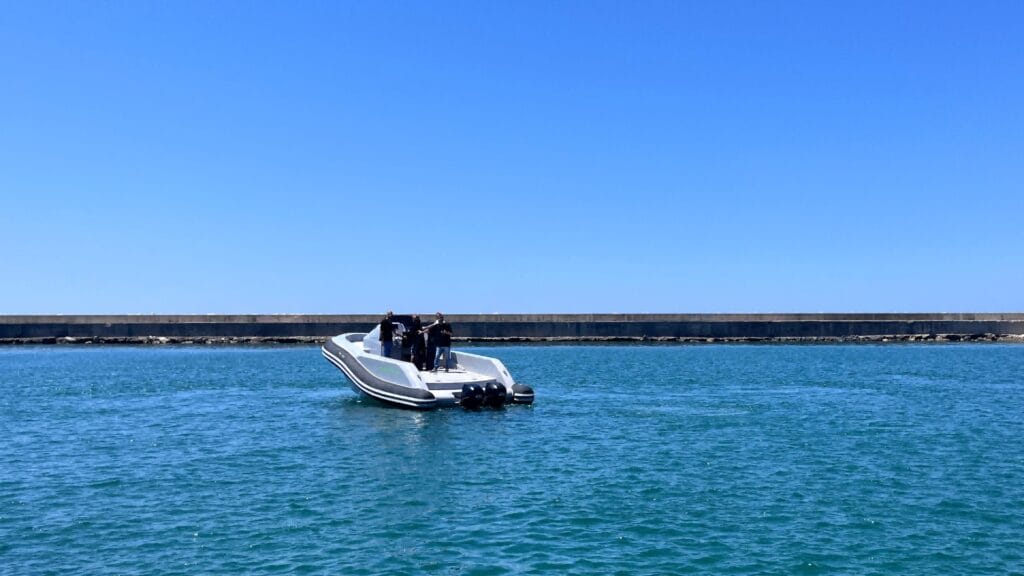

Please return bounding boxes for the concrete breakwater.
[2,314,1024,344]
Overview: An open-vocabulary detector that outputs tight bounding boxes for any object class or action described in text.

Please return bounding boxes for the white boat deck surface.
[420,368,484,384]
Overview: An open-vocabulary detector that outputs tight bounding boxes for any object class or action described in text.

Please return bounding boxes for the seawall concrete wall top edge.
[2,313,1024,324]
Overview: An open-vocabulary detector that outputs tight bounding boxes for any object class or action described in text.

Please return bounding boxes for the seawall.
[2,314,1024,344]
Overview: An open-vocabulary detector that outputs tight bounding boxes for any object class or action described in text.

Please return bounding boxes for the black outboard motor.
[483,382,508,409]
[511,383,535,404]
[460,383,485,410]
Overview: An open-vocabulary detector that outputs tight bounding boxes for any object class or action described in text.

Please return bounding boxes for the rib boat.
[321,318,535,409]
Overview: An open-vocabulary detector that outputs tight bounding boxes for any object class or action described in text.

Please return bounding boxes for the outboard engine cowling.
[460,383,485,410]
[483,382,508,409]
[511,383,535,404]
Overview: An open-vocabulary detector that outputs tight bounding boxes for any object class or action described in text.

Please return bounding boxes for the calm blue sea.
[2,344,1023,575]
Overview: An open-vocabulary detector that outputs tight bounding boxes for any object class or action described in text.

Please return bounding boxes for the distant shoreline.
[2,314,1023,345]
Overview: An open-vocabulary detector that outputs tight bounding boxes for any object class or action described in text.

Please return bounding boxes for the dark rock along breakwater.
[1,314,1023,344]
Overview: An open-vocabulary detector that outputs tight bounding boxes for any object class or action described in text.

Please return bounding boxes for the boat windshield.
[363,326,381,354]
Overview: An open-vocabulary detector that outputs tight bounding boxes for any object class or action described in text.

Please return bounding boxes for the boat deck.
[418,367,492,390]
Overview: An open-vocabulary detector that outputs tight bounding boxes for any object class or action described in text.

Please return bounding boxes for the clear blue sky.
[2,1,1022,314]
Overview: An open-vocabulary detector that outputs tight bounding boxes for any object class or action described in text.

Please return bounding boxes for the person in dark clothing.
[425,319,437,372]
[379,311,395,357]
[399,326,412,362]
[410,315,426,370]
[429,312,453,372]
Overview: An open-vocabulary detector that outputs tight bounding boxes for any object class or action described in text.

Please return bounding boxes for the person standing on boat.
[430,312,453,372]
[410,314,426,370]
[425,317,437,371]
[379,311,395,357]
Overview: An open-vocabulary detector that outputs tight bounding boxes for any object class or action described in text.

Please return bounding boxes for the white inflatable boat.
[321,323,534,409]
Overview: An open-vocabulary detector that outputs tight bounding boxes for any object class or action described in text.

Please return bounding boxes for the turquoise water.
[2,344,1023,574]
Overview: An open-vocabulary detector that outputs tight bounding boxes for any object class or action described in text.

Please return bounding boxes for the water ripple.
[1,344,1023,574]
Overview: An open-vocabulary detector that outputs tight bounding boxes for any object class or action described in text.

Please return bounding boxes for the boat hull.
[322,333,533,409]
[322,338,437,409]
